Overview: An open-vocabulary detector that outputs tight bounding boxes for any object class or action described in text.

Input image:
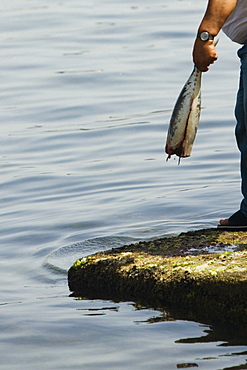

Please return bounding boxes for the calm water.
[1,0,247,369]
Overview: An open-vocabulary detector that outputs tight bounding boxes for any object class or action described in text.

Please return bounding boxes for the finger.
[195,63,209,72]
[213,53,218,61]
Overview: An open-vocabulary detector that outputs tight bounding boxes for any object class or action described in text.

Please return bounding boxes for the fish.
[165,66,202,162]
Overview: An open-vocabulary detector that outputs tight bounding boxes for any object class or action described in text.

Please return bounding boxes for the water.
[1,0,247,368]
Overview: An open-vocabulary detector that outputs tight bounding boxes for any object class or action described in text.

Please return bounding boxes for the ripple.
[44,236,137,273]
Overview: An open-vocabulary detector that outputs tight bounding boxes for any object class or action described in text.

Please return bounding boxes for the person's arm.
[193,0,237,72]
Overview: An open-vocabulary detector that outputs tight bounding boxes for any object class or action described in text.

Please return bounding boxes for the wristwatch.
[197,31,215,41]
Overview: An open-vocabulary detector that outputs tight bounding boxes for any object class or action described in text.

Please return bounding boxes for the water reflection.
[71,297,247,369]
[138,305,247,369]
[132,303,247,347]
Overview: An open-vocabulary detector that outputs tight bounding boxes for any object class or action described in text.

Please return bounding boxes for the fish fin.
[214,38,219,47]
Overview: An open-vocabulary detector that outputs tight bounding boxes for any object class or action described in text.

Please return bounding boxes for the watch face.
[200,31,209,41]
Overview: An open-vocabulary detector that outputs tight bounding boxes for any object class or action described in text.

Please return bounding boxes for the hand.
[192,38,218,72]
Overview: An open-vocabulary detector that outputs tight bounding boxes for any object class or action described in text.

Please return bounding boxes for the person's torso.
[222,0,247,44]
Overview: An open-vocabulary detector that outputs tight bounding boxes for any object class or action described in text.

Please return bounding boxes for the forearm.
[193,0,237,71]
[198,0,238,36]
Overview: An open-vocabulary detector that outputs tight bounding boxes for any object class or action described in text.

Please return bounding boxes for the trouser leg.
[236,47,247,216]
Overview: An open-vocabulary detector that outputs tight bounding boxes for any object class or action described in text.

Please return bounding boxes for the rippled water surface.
[1,0,247,369]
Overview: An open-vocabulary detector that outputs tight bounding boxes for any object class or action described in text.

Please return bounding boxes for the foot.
[219,218,229,226]
[218,210,247,229]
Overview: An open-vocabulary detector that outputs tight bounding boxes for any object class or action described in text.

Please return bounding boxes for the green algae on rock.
[68,228,247,326]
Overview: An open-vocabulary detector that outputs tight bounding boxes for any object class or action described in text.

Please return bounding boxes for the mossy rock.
[68,228,247,328]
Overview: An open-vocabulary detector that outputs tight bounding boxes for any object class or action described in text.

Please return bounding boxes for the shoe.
[218,210,247,231]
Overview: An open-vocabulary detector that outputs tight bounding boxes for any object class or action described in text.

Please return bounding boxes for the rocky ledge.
[68,228,247,328]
